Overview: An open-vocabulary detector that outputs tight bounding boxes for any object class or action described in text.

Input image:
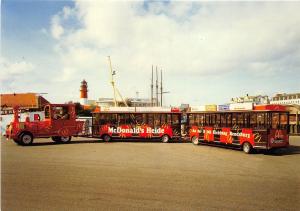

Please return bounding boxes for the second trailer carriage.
[186,104,290,153]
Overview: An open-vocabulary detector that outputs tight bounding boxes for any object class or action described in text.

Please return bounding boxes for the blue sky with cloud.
[1,0,300,106]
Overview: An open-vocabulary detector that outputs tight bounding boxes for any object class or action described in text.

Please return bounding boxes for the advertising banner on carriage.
[100,124,174,138]
[189,127,255,145]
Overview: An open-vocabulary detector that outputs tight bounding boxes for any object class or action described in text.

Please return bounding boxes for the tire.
[60,136,72,143]
[52,136,71,143]
[19,133,33,146]
[242,142,253,154]
[161,135,170,143]
[51,136,61,142]
[191,136,199,145]
[103,134,111,142]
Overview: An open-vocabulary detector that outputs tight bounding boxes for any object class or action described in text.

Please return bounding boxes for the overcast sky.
[1,0,300,106]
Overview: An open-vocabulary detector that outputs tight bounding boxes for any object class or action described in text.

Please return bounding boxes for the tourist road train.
[5,103,289,154]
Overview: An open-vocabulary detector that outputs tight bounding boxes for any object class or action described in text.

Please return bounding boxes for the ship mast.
[151,65,154,106]
[156,66,158,106]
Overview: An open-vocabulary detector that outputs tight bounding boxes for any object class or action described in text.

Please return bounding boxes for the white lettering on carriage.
[194,128,251,139]
[107,127,164,134]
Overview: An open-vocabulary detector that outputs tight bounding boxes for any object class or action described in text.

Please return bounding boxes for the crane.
[107,56,128,107]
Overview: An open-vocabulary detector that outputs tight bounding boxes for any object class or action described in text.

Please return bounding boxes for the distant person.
[53,111,62,120]
[53,108,69,120]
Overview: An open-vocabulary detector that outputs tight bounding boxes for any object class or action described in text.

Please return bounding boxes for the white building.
[126,98,154,107]
[270,93,300,105]
[97,98,116,107]
[97,97,155,107]
[230,94,269,105]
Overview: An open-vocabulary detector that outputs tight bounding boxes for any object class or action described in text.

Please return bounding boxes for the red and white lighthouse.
[80,80,88,105]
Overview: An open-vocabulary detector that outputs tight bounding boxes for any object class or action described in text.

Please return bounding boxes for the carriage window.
[271,113,280,129]
[237,113,244,127]
[215,114,221,127]
[118,114,128,125]
[226,113,232,127]
[199,114,205,126]
[189,114,195,125]
[108,114,113,124]
[257,113,266,129]
[244,113,250,128]
[161,114,166,124]
[210,114,216,126]
[128,113,137,125]
[167,114,172,125]
[126,114,132,125]
[99,114,107,124]
[172,114,180,124]
[147,114,154,127]
[280,113,288,130]
[154,114,161,128]
[195,114,200,126]
[220,113,226,127]
[135,113,143,125]
[250,113,257,128]
[205,114,210,126]
[112,114,118,125]
[232,113,238,127]
[105,114,117,125]
[142,114,147,125]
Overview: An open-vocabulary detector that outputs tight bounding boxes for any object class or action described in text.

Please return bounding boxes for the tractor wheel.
[19,133,33,146]
[60,136,72,143]
[51,136,61,142]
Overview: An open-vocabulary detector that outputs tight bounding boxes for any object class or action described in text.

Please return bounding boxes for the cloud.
[0,57,35,91]
[53,2,300,70]
[50,5,77,39]
[48,1,300,104]
[51,14,64,39]
[0,57,34,80]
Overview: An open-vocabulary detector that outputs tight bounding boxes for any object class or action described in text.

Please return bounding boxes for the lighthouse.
[80,79,88,105]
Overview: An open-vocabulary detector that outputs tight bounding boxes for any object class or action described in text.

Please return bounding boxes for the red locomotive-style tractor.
[6,104,84,145]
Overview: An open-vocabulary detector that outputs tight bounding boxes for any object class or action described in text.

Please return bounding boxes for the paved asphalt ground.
[1,136,300,211]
